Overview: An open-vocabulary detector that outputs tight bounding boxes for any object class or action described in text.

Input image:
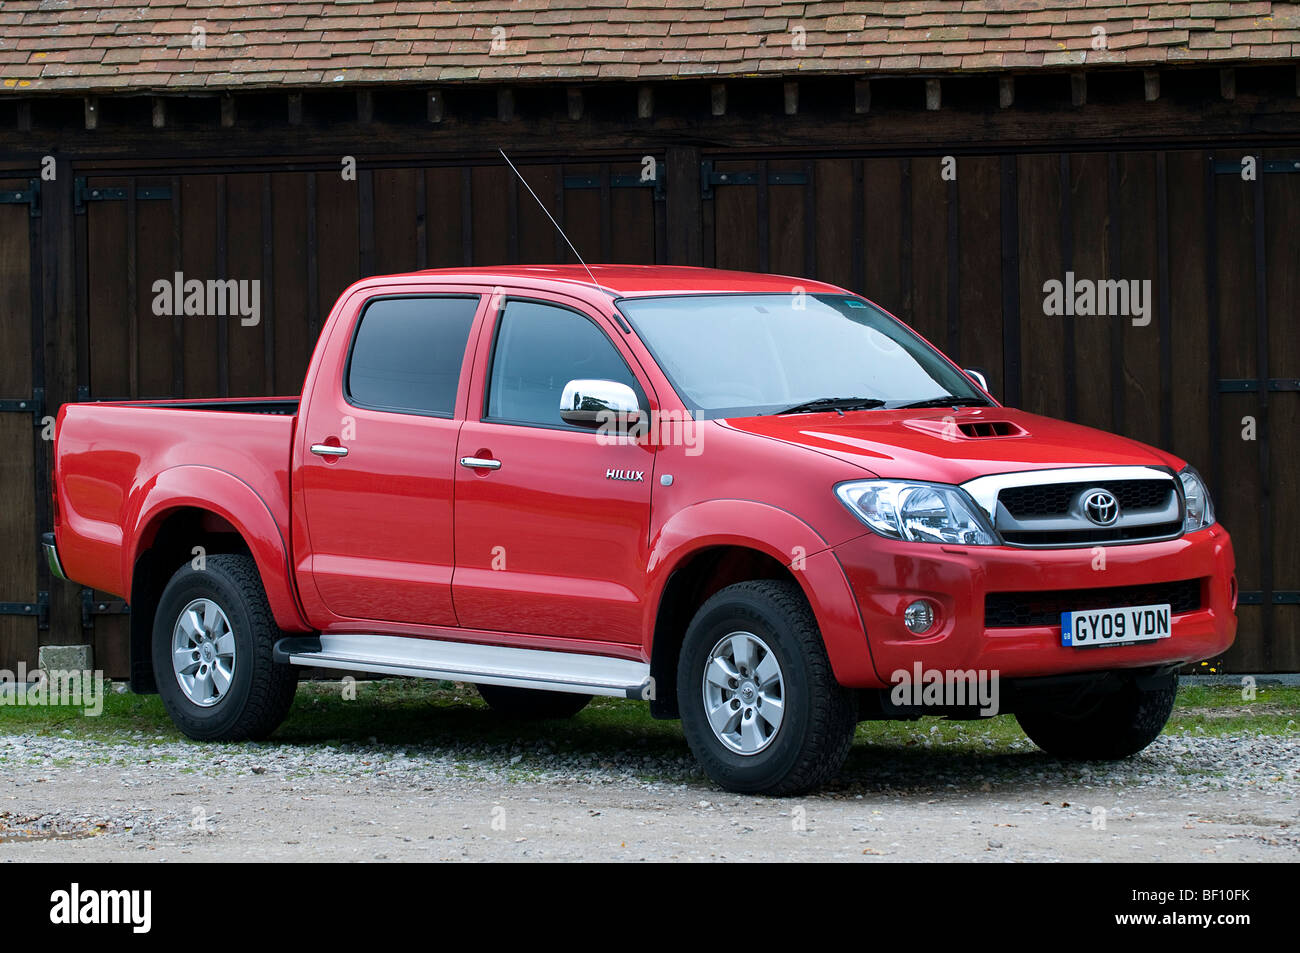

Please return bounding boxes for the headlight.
[835,480,999,545]
[1178,465,1216,532]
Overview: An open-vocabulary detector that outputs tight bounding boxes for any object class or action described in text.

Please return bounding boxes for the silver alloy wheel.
[701,631,786,755]
[171,598,236,708]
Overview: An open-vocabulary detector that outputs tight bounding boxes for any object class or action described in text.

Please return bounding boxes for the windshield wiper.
[893,396,991,409]
[773,397,887,416]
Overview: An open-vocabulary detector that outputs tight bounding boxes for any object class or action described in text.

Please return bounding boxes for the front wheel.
[152,553,298,741]
[1015,672,1178,760]
[677,580,857,795]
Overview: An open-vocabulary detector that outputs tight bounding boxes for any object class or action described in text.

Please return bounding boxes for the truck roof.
[402,264,851,299]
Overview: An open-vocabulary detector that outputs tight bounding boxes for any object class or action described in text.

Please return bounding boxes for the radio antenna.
[498,148,599,287]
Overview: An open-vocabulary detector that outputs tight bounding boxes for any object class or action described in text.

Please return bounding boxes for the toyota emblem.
[1081,489,1120,526]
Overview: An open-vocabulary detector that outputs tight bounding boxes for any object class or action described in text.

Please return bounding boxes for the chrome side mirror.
[559,379,641,429]
[963,367,991,394]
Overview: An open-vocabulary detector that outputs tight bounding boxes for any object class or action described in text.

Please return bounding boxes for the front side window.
[617,293,985,419]
[486,299,641,428]
[346,296,478,416]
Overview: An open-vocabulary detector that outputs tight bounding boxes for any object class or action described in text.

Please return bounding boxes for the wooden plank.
[813,159,853,290]
[861,157,903,318]
[135,179,174,398]
[314,170,360,324]
[86,177,131,400]
[1017,154,1065,420]
[1068,153,1111,431]
[516,163,559,264]
[1115,152,1160,449]
[470,164,510,266]
[955,157,1002,389]
[767,158,806,278]
[271,172,311,394]
[224,173,265,397]
[711,159,758,273]
[0,195,36,674]
[425,166,465,268]
[372,168,421,274]
[180,176,219,399]
[909,154,948,349]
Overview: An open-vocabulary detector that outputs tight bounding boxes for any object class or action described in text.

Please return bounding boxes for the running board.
[273,634,651,699]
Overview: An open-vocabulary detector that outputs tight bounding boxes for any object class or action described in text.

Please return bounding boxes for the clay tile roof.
[1,0,1296,94]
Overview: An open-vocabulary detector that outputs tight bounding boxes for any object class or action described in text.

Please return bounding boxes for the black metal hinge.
[0,178,40,217]
[0,387,45,419]
[1217,379,1300,393]
[80,588,129,629]
[1211,157,1300,175]
[1238,591,1300,605]
[74,177,172,214]
[0,592,49,630]
[700,160,809,199]
[563,167,666,201]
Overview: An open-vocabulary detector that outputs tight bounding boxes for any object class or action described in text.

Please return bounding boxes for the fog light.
[903,599,936,634]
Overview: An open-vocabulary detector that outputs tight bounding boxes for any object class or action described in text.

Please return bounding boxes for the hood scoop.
[904,417,1027,440]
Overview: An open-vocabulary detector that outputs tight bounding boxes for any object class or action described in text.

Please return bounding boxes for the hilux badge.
[606,468,645,482]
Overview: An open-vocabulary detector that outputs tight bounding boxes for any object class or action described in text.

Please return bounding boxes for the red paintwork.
[51,264,1236,690]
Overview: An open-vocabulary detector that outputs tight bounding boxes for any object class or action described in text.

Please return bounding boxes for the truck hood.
[720,407,1183,484]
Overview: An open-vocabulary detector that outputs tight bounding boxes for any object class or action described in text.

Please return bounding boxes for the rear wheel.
[1016,672,1177,760]
[152,554,298,741]
[475,683,591,719]
[677,580,857,795]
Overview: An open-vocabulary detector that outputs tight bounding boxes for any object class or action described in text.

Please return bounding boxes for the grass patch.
[0,681,1294,762]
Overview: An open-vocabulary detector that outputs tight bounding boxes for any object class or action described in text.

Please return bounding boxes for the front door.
[452,297,655,645]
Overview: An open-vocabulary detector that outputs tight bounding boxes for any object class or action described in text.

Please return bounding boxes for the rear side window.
[486,299,641,428]
[346,296,478,416]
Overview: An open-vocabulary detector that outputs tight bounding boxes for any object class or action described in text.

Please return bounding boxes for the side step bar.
[273,634,651,699]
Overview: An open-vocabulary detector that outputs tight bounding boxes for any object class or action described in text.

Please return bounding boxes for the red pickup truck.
[46,265,1236,794]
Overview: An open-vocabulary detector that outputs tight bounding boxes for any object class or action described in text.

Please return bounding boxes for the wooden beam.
[567,87,583,121]
[83,96,98,130]
[711,83,726,117]
[925,78,941,111]
[16,101,31,132]
[357,90,374,124]
[151,97,166,129]
[1143,70,1160,102]
[1071,72,1087,107]
[783,81,798,116]
[637,85,653,119]
[497,87,514,122]
[999,75,1014,109]
[666,146,703,265]
[854,78,870,114]
[427,89,443,123]
[1220,68,1236,101]
[288,93,303,125]
[220,94,236,128]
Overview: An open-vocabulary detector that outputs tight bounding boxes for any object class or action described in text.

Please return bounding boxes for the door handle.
[460,456,501,470]
[311,444,349,458]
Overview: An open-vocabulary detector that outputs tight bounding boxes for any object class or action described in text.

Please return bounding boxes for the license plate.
[1061,603,1171,647]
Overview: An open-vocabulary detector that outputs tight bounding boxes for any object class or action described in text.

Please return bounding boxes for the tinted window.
[487,300,640,427]
[347,296,478,416]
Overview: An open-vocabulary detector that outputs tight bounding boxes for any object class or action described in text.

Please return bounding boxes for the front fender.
[125,466,310,632]
[646,499,878,686]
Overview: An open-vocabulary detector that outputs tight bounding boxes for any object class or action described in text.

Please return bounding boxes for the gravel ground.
[1,730,1296,861]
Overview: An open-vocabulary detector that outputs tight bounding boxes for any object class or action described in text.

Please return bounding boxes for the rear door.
[452,295,657,645]
[298,291,483,625]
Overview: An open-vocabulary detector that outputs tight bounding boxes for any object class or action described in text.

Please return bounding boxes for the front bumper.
[832,523,1237,686]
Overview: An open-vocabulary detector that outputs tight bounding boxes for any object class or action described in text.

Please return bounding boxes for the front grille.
[998,521,1184,546]
[999,479,1173,519]
[984,578,1203,628]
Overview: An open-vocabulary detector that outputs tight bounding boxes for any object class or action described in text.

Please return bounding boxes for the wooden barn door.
[0,175,44,675]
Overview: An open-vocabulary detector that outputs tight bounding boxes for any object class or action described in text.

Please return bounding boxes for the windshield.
[616,293,987,419]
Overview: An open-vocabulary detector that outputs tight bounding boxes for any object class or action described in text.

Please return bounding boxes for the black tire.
[1016,673,1177,760]
[475,683,592,719]
[677,580,858,795]
[152,553,298,741]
